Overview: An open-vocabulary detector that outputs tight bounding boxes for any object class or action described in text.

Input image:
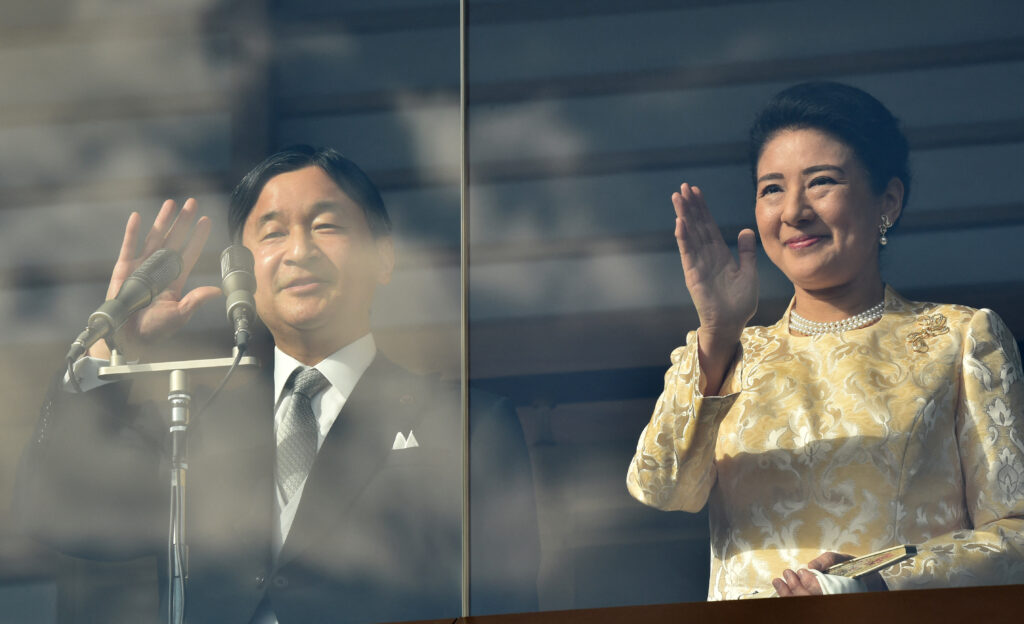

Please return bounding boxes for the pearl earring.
[879,215,892,246]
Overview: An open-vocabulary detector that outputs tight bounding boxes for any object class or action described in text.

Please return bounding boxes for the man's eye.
[261,231,284,241]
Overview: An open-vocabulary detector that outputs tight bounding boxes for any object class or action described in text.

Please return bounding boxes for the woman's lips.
[785,235,824,249]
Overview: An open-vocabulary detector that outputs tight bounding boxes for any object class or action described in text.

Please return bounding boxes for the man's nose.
[284,229,320,263]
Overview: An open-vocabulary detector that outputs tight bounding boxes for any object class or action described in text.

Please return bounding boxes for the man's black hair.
[228,145,392,242]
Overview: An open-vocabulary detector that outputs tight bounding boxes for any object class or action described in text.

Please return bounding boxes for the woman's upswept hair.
[749,81,911,210]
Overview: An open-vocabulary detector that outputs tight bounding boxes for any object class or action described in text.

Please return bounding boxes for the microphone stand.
[98,349,259,624]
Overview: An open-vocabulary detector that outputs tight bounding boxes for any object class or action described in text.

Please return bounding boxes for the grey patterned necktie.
[276,367,331,505]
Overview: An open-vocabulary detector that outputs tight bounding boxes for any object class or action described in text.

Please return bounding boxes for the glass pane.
[1,1,463,622]
[467,0,1024,614]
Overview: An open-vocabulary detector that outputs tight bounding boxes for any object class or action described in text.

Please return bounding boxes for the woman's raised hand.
[87,198,222,360]
[673,183,758,394]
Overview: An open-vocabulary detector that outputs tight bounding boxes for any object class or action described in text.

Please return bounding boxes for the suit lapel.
[275,356,425,566]
[187,364,276,575]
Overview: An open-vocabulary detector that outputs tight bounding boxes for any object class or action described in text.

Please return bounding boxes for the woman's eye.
[261,230,284,241]
[758,184,782,197]
[809,176,836,187]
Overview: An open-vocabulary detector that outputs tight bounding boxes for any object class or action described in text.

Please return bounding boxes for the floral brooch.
[907,314,949,353]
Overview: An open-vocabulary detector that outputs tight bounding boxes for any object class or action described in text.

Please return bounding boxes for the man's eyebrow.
[254,201,349,227]
[256,210,282,227]
[309,200,347,214]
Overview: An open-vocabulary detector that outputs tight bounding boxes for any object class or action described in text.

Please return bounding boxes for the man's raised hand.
[88,198,221,360]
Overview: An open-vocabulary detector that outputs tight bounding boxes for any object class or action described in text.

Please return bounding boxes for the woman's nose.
[781,187,814,225]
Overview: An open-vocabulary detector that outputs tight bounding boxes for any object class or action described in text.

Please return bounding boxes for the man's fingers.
[164,198,200,253]
[178,286,223,320]
[141,199,179,257]
[108,212,143,298]
[117,212,142,264]
[169,215,213,295]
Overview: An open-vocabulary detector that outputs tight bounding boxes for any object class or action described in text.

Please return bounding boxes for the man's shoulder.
[358,355,517,437]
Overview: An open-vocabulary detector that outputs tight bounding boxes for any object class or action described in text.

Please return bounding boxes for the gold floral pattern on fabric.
[906,313,950,353]
[627,287,1024,600]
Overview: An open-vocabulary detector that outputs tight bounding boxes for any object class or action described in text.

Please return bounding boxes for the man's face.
[241,166,393,344]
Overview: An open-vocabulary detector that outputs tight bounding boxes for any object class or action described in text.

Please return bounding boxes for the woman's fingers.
[736,228,757,274]
[773,569,821,597]
[674,185,709,252]
[674,182,737,274]
[680,183,727,251]
[796,569,821,594]
[807,551,852,572]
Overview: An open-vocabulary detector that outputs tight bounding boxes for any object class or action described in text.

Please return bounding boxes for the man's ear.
[375,236,395,285]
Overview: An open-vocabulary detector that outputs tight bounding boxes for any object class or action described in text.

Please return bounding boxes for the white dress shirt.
[270,333,376,555]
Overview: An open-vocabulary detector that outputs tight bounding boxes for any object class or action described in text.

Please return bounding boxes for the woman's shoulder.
[887,287,1016,345]
[887,286,975,318]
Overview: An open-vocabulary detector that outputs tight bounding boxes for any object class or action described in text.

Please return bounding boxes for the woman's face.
[754,127,902,294]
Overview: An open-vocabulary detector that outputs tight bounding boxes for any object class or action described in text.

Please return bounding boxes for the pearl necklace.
[789,300,885,336]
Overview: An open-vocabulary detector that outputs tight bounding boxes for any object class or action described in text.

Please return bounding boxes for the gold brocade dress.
[627,287,1024,600]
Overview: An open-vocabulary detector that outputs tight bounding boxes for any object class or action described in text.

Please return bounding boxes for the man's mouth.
[281,276,326,292]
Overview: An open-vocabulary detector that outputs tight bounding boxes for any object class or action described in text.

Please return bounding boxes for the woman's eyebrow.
[802,164,845,176]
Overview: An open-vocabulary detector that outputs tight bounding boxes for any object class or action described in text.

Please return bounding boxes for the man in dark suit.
[15,146,539,623]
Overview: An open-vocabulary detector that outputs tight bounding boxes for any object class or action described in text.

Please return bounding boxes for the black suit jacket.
[15,355,539,623]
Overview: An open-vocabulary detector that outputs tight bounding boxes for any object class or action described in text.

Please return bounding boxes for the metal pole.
[459,0,471,617]
[168,369,190,624]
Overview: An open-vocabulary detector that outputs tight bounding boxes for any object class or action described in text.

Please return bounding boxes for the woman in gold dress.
[627,82,1024,599]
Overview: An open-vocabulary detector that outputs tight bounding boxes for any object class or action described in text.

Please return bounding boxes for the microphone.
[66,249,183,361]
[220,245,256,351]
